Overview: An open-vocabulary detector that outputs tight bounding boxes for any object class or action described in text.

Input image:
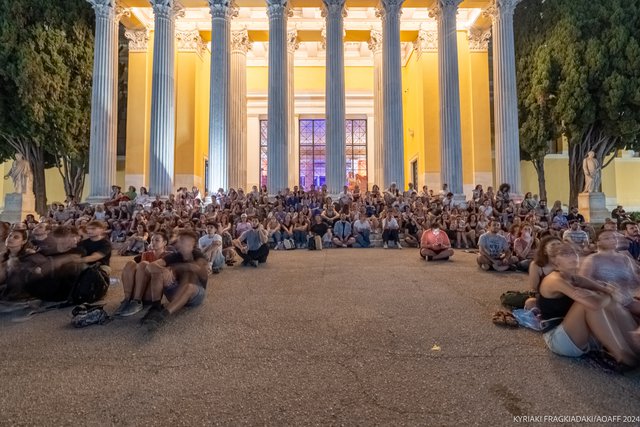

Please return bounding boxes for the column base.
[578,192,609,224]
[85,196,111,205]
[452,193,467,209]
[0,192,37,223]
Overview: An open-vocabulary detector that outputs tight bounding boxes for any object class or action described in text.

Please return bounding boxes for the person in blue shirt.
[332,213,355,248]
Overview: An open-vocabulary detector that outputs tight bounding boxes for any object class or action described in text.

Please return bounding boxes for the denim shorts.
[543,324,598,358]
[164,283,206,307]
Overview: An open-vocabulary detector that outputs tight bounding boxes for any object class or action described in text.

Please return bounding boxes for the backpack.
[71,303,110,328]
[500,290,535,310]
[308,235,323,251]
[69,265,110,304]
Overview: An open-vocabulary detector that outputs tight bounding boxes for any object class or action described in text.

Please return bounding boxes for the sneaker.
[212,268,221,274]
[113,300,130,317]
[250,260,259,267]
[119,300,143,317]
[480,263,491,271]
[397,243,403,249]
[141,305,168,331]
[383,243,388,249]
[241,260,249,267]
[427,256,433,261]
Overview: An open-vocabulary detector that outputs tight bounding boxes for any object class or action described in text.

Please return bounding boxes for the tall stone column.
[431,0,464,199]
[149,0,182,197]
[379,0,405,190]
[229,29,251,190]
[87,0,127,202]
[287,29,299,188]
[368,29,384,189]
[266,0,289,193]
[485,0,522,194]
[208,0,236,193]
[323,0,347,194]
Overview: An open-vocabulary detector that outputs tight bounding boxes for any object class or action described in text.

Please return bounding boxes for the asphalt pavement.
[0,249,638,426]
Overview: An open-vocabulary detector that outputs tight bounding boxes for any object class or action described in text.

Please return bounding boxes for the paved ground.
[1,249,639,426]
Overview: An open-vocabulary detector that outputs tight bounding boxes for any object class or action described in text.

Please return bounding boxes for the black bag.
[500,290,536,310]
[69,265,109,304]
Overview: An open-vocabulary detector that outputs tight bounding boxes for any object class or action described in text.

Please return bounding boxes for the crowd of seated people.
[1,181,638,348]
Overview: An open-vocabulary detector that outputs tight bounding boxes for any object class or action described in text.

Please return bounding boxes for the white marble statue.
[582,151,601,193]
[3,153,32,194]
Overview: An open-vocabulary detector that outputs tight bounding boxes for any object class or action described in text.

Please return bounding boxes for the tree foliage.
[0,0,94,211]
[515,0,640,206]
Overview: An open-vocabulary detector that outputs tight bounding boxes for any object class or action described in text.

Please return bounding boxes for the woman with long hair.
[537,242,637,366]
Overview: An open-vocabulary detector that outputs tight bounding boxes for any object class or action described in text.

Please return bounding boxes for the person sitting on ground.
[234,213,251,239]
[0,229,42,301]
[420,222,453,261]
[292,215,309,249]
[622,221,640,262]
[198,223,225,273]
[74,221,112,275]
[612,205,631,229]
[353,212,372,248]
[402,211,421,248]
[308,214,329,250]
[579,230,640,321]
[523,236,562,310]
[332,212,356,248]
[537,242,637,367]
[477,220,515,271]
[233,218,269,267]
[141,230,208,329]
[29,223,56,254]
[114,231,171,317]
[119,223,149,256]
[562,220,592,254]
[513,224,539,272]
[382,211,402,249]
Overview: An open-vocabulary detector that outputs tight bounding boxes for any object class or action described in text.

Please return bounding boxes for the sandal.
[492,310,519,328]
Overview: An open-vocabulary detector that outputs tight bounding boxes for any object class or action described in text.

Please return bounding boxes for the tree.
[0,0,94,212]
[515,0,640,207]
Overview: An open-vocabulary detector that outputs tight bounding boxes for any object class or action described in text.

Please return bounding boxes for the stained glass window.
[346,119,368,191]
[260,118,367,191]
[259,119,268,188]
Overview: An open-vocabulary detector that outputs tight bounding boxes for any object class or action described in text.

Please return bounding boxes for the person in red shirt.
[420,222,454,261]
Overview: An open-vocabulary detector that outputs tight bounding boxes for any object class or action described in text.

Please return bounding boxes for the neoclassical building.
[85,0,522,201]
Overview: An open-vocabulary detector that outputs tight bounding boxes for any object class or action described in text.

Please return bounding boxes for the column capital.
[287,28,299,53]
[150,0,184,19]
[483,0,522,20]
[231,28,253,53]
[88,0,130,21]
[368,29,383,53]
[208,0,238,19]
[467,28,491,52]
[428,0,462,19]
[266,0,289,18]
[377,0,404,19]
[413,28,437,57]
[124,29,149,51]
[176,29,206,55]
[321,0,347,18]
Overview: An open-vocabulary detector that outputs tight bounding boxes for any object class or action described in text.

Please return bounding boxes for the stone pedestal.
[0,193,37,223]
[578,192,609,224]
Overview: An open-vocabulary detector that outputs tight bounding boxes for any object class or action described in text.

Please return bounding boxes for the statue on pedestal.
[3,154,32,194]
[582,151,601,193]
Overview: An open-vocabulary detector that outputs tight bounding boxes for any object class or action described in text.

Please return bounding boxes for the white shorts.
[543,324,598,358]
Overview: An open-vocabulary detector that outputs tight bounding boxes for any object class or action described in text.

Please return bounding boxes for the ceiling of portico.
[120,3,492,67]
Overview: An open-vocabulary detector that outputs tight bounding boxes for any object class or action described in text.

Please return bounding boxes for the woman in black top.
[537,242,637,366]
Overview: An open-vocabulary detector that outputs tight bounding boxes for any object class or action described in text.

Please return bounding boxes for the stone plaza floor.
[1,249,639,425]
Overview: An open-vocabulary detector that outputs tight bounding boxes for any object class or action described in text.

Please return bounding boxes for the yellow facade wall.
[247,66,373,93]
[124,33,154,188]
[175,51,198,189]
